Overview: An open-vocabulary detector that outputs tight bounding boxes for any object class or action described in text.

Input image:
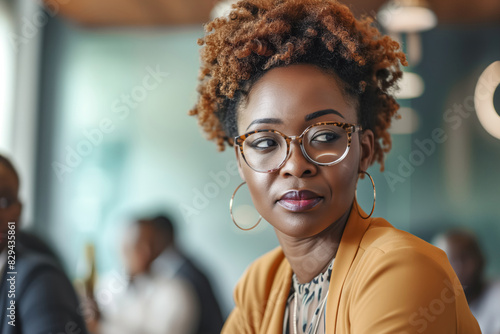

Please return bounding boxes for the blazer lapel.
[325,201,372,334]
[262,258,292,333]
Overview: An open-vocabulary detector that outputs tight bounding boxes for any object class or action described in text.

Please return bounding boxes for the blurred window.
[0,0,15,152]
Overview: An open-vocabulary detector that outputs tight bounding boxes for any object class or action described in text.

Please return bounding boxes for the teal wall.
[35,18,500,315]
[403,26,500,276]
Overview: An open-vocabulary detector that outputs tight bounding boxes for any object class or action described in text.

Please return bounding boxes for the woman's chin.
[271,219,333,239]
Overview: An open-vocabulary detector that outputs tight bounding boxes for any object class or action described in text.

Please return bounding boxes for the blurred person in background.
[90,214,223,334]
[17,229,63,269]
[0,153,88,334]
[435,229,500,334]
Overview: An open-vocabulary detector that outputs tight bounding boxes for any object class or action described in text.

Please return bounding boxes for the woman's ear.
[234,145,246,181]
[359,129,375,172]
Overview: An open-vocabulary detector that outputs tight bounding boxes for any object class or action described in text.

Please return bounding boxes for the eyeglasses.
[234,121,362,173]
[0,197,18,210]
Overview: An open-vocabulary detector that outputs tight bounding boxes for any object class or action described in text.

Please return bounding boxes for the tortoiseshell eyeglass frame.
[234,121,363,173]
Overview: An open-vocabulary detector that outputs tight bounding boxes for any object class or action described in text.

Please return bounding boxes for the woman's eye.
[312,132,339,143]
[250,138,278,149]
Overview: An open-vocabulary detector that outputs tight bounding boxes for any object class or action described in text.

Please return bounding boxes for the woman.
[189,0,481,333]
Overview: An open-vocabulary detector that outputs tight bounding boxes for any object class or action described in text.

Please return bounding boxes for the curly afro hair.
[189,0,407,170]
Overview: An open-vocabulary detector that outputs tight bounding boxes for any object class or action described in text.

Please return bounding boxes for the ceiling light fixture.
[389,71,425,99]
[210,0,238,20]
[389,107,420,134]
[475,61,500,140]
[377,0,437,33]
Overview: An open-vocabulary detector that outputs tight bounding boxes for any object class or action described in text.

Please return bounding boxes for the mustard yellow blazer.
[222,203,481,333]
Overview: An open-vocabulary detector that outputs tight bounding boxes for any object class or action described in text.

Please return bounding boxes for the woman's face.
[235,64,374,238]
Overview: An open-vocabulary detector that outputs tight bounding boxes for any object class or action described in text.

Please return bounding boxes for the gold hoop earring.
[229,182,262,231]
[355,171,376,219]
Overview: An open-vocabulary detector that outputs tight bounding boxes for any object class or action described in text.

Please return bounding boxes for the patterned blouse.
[283,259,335,334]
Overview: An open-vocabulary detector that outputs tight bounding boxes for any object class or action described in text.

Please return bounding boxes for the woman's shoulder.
[238,246,289,286]
[233,246,291,303]
[361,217,448,262]
[342,218,480,333]
[354,217,455,284]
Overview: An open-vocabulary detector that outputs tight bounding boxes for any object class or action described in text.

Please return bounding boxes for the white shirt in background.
[98,248,200,334]
[469,281,500,334]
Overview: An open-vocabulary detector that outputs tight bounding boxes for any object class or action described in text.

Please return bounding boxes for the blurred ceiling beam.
[45,0,500,27]
[48,0,219,26]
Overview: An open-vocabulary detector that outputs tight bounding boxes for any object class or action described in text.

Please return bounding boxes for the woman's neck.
[276,206,351,284]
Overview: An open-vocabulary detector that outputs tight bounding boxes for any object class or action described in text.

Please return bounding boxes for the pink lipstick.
[277,190,322,212]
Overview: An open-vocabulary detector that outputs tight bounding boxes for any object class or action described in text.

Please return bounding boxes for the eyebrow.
[246,118,283,130]
[245,109,344,131]
[305,109,344,121]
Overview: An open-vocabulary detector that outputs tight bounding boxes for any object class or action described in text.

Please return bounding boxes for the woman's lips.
[277,190,323,212]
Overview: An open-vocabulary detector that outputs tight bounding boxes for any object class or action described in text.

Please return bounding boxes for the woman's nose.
[278,140,317,178]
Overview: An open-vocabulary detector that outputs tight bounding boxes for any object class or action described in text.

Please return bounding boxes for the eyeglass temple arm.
[352,124,363,132]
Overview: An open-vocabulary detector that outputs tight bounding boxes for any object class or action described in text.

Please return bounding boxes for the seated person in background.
[0,154,88,334]
[435,229,500,334]
[17,229,63,269]
[149,215,224,334]
[92,215,223,334]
